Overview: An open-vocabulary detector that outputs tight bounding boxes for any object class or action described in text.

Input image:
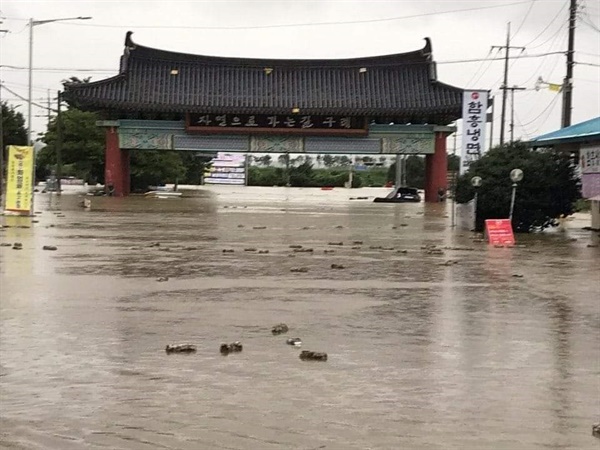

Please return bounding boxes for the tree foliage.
[455,142,580,232]
[38,107,104,183]
[1,102,27,164]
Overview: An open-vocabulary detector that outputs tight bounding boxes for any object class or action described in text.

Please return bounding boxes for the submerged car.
[373,187,421,203]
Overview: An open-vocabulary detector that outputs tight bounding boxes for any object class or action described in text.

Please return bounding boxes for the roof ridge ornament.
[125,31,136,52]
[422,37,432,60]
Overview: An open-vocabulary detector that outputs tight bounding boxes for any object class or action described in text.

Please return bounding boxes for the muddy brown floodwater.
[1,186,599,450]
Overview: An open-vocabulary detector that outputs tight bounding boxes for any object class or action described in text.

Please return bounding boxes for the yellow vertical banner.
[4,145,34,215]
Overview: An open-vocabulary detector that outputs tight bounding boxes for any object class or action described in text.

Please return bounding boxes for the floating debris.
[324,249,335,254]
[335,225,344,229]
[156,277,169,282]
[328,242,344,246]
[148,242,161,247]
[301,226,311,230]
[397,249,408,254]
[286,338,302,347]
[258,250,270,254]
[12,243,22,250]
[253,226,267,230]
[42,245,58,251]
[331,264,345,269]
[290,267,309,273]
[244,248,257,252]
[289,245,303,249]
[237,224,245,228]
[165,344,196,354]
[400,223,408,227]
[222,249,235,253]
[300,350,328,361]
[293,248,313,253]
[439,260,459,266]
[272,323,289,335]
[351,246,361,250]
[352,241,363,245]
[587,244,599,248]
[184,246,198,251]
[593,423,600,438]
[369,246,383,250]
[0,243,11,247]
[512,274,524,278]
[220,341,243,355]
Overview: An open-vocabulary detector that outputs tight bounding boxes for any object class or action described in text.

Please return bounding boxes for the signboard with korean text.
[580,144,600,198]
[4,146,34,215]
[186,113,367,136]
[461,90,488,175]
[204,153,246,185]
[580,144,600,174]
[485,219,515,246]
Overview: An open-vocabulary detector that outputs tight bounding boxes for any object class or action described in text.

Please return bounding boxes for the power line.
[522,2,568,47]
[0,51,567,74]
[17,1,534,31]
[0,83,52,111]
[520,94,561,127]
[575,61,600,67]
[512,0,538,39]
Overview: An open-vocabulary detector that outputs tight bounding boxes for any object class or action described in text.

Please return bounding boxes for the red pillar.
[425,132,449,203]
[104,127,129,197]
[121,149,130,196]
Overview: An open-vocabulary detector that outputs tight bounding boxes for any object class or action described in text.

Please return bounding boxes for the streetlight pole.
[27,16,91,146]
[509,169,524,222]
[471,176,482,231]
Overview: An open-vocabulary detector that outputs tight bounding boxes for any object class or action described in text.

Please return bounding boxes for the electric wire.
[0,51,568,74]
[15,1,534,30]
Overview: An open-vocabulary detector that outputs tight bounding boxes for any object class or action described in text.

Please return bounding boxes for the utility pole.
[508,86,526,142]
[561,0,577,128]
[492,22,525,145]
[56,91,63,195]
[47,89,52,125]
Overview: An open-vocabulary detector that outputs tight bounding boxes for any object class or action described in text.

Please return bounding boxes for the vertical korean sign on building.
[4,146,35,215]
[461,90,488,175]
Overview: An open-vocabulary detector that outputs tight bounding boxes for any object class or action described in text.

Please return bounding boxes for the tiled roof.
[530,117,600,146]
[64,32,464,124]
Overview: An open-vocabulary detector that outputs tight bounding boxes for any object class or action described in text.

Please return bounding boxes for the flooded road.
[1,186,599,450]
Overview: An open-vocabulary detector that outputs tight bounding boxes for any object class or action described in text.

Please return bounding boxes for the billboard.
[461,90,488,175]
[4,146,34,215]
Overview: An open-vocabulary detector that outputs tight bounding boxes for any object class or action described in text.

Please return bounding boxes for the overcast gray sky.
[1,0,599,148]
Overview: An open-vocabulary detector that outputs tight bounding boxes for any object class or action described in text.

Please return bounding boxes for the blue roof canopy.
[529,116,600,147]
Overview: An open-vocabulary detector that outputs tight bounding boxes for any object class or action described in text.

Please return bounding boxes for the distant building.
[529,117,600,230]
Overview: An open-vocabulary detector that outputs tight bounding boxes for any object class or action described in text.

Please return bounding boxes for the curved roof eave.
[122,31,434,68]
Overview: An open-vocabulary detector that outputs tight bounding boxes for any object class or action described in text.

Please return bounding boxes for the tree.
[2,102,27,169]
[38,107,104,183]
[129,150,187,192]
[338,155,352,166]
[387,155,425,188]
[322,154,335,167]
[455,142,580,232]
[256,155,272,167]
[179,152,212,185]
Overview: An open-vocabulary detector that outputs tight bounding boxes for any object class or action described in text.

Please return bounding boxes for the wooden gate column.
[104,126,129,196]
[425,131,450,203]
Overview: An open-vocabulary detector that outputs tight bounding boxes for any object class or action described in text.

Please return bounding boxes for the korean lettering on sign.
[580,145,600,174]
[187,114,360,131]
[460,90,488,175]
[4,146,34,214]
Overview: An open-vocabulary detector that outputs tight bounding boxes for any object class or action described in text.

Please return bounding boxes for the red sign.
[485,219,515,246]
